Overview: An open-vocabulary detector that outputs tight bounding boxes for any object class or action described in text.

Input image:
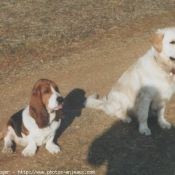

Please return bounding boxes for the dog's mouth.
[47,103,63,113]
[54,104,63,110]
[170,57,175,61]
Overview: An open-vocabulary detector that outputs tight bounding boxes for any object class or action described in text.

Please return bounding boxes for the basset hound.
[0,79,64,157]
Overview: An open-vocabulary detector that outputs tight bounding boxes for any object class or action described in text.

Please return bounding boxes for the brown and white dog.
[85,27,175,136]
[0,79,64,157]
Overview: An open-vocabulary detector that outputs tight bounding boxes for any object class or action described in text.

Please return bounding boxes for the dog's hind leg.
[106,102,131,123]
[115,109,132,123]
[2,131,13,153]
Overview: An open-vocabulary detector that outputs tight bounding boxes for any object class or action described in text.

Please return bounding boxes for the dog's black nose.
[57,96,64,103]
[170,57,175,61]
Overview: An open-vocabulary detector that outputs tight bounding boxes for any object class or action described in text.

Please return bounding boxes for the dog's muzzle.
[170,57,175,61]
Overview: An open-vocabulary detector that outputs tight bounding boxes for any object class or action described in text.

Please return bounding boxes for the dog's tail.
[84,94,107,111]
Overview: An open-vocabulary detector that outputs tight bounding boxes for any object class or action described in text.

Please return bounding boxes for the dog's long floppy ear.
[151,33,164,53]
[29,84,49,128]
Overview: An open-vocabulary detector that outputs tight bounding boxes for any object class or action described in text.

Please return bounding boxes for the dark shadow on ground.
[54,88,86,141]
[88,116,175,175]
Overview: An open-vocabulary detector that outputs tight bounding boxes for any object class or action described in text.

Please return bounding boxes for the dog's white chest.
[157,75,175,100]
[28,120,61,146]
[22,106,61,146]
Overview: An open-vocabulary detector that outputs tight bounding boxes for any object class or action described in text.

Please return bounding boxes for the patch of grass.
[0,0,175,77]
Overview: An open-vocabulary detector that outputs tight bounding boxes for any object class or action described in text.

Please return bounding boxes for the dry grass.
[1,0,172,51]
[0,0,175,84]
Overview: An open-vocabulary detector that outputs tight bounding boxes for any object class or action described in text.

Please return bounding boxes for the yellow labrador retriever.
[85,27,175,136]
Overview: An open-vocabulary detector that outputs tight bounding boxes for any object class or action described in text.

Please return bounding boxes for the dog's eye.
[44,89,49,94]
[170,41,175,44]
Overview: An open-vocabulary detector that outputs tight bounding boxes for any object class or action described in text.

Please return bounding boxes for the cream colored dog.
[85,27,175,136]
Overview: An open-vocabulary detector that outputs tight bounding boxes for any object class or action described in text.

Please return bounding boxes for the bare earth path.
[1,4,175,175]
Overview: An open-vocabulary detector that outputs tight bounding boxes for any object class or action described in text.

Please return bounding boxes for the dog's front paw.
[22,147,36,157]
[46,143,60,154]
[159,120,171,129]
[2,147,13,154]
[139,123,151,136]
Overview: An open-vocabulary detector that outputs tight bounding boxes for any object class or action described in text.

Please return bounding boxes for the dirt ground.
[1,1,175,175]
